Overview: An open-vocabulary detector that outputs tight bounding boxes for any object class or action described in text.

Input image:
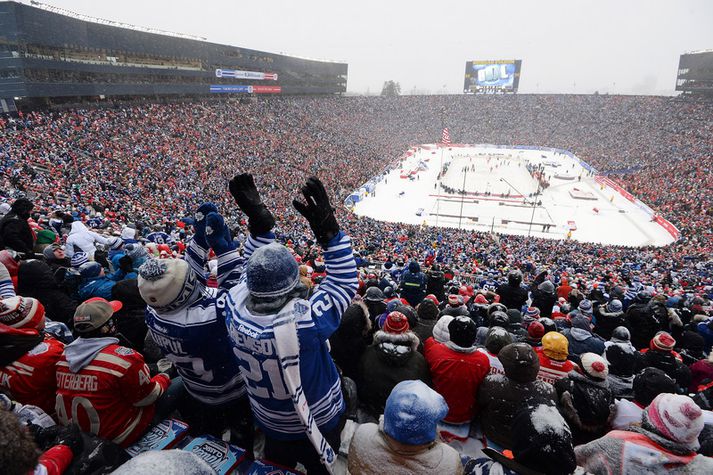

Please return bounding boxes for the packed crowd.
[0,94,712,474]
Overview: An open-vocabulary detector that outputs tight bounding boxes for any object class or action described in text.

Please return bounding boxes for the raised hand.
[228,173,275,235]
[292,177,339,247]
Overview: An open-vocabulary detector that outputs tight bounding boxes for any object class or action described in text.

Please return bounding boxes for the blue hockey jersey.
[225,231,358,440]
[144,239,246,405]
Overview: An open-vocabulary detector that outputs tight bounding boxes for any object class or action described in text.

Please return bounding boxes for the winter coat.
[425,270,446,303]
[689,359,713,392]
[593,308,625,341]
[347,420,463,475]
[575,426,713,475]
[329,301,372,381]
[357,331,431,417]
[496,283,528,311]
[477,361,556,448]
[17,260,78,325]
[636,349,691,392]
[555,371,614,445]
[65,221,108,258]
[78,275,116,301]
[563,328,606,365]
[0,211,34,255]
[424,337,490,423]
[399,262,427,307]
[530,288,556,319]
[110,279,148,352]
[413,301,439,346]
[626,302,660,350]
[607,374,634,400]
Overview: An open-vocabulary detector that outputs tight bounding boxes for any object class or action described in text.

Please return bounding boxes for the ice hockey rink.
[349,145,677,247]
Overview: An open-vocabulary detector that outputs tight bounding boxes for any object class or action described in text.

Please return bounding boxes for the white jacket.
[65,221,108,258]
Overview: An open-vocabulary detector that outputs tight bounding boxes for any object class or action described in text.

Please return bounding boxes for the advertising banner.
[215,69,278,80]
[209,85,282,94]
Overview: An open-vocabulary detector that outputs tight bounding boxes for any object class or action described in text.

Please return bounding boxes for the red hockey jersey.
[424,338,490,424]
[535,347,578,384]
[0,334,64,414]
[55,341,170,447]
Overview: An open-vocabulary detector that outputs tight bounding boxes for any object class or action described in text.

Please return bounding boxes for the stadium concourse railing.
[343,143,681,243]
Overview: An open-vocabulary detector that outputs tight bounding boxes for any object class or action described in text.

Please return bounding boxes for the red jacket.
[0,334,64,414]
[56,341,170,447]
[535,347,577,384]
[424,337,490,424]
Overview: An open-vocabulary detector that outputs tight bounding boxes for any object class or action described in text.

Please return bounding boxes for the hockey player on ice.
[223,174,358,474]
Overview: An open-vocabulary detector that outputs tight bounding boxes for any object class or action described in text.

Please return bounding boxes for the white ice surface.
[352,146,675,247]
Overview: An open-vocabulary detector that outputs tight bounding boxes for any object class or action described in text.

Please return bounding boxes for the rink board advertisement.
[464,60,522,94]
[209,85,282,94]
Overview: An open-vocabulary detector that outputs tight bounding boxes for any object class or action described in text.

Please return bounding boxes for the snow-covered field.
[351,146,675,247]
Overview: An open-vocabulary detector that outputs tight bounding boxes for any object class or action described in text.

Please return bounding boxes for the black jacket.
[0,213,34,254]
[555,371,614,445]
[530,288,556,319]
[636,349,692,392]
[17,260,77,325]
[496,283,528,310]
[626,302,660,350]
[329,302,372,381]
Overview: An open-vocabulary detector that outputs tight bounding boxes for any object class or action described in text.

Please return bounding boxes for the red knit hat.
[651,332,676,352]
[447,294,460,306]
[0,296,45,330]
[527,321,545,341]
[424,294,439,306]
[474,294,488,304]
[383,311,410,334]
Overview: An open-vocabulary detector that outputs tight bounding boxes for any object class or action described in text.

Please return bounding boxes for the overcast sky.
[44,0,713,95]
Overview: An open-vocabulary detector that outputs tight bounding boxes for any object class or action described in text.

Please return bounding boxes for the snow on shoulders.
[531,404,570,437]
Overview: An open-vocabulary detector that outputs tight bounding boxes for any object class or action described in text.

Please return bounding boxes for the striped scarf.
[273,299,336,473]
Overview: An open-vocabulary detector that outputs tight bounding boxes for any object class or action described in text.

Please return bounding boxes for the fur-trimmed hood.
[373,330,420,354]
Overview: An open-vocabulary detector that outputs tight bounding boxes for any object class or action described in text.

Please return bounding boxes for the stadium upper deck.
[0,1,347,109]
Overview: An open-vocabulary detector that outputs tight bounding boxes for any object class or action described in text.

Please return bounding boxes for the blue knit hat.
[526,307,541,319]
[383,380,448,445]
[71,252,89,268]
[607,299,623,313]
[246,243,299,298]
[578,299,593,315]
[79,262,102,279]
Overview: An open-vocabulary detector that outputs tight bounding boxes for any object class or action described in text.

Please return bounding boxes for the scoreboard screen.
[464,60,522,94]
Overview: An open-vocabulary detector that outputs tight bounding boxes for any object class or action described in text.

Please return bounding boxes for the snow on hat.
[474,294,488,304]
[0,203,10,216]
[580,352,608,380]
[0,296,45,329]
[651,331,676,352]
[485,326,512,355]
[542,331,569,361]
[138,259,198,311]
[644,394,704,449]
[79,261,102,279]
[73,297,122,333]
[125,243,148,262]
[246,243,299,298]
[71,252,88,268]
[499,343,540,383]
[383,380,449,445]
[612,326,631,342]
[364,286,385,302]
[606,299,623,313]
[432,315,454,343]
[383,311,410,334]
[490,310,510,329]
[578,299,593,315]
[448,316,477,349]
[106,236,123,251]
[558,297,567,306]
[447,294,460,306]
[111,449,214,475]
[525,307,541,319]
[527,321,545,341]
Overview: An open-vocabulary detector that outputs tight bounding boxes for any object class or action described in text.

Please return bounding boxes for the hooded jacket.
[626,300,660,350]
[555,371,614,444]
[636,348,691,391]
[530,286,556,320]
[563,327,605,365]
[477,343,556,448]
[399,262,427,307]
[0,199,34,254]
[329,301,372,380]
[65,222,108,258]
[593,307,626,340]
[357,330,431,418]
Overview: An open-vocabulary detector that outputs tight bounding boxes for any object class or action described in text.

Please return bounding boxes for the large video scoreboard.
[464,60,522,94]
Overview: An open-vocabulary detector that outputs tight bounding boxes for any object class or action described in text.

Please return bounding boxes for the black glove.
[118,255,133,274]
[292,177,339,247]
[56,424,83,456]
[228,173,275,235]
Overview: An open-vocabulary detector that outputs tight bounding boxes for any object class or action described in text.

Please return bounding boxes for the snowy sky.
[41,0,713,95]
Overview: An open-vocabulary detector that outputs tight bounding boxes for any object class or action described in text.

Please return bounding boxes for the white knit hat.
[432,315,454,343]
[580,352,609,380]
[138,259,198,310]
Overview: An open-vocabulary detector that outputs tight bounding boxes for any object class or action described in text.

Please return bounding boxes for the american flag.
[441,128,451,146]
